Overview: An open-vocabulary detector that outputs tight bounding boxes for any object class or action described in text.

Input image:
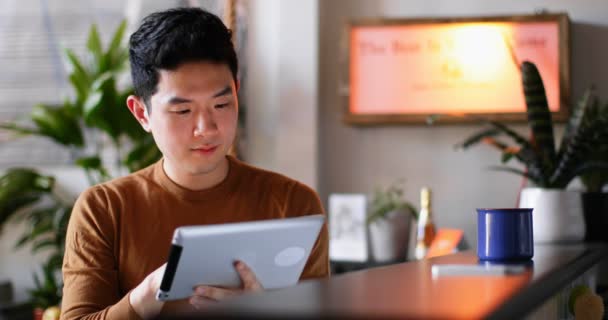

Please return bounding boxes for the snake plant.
[459,61,608,190]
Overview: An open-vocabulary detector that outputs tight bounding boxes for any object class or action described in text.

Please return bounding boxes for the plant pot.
[368,210,411,262]
[582,192,608,242]
[0,281,13,304]
[518,188,585,243]
[33,307,44,320]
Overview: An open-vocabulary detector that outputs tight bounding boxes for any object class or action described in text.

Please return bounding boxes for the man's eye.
[215,103,229,109]
[173,110,190,115]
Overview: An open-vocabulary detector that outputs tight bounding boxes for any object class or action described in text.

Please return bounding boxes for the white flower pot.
[518,188,585,243]
[368,210,412,262]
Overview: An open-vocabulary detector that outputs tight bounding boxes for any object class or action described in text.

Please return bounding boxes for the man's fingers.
[189,294,214,309]
[194,285,239,301]
[234,261,263,291]
[188,261,261,308]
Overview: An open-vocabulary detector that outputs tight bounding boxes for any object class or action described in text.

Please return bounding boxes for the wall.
[246,0,319,188]
[318,0,608,248]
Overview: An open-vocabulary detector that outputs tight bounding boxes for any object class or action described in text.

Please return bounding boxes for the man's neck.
[162,157,230,191]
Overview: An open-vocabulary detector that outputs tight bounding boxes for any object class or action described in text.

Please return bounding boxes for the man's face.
[137,61,238,178]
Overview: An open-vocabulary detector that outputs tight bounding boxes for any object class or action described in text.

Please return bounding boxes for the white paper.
[328,194,368,262]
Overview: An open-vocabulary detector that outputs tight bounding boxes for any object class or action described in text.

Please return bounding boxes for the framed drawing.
[328,194,368,262]
[342,13,570,125]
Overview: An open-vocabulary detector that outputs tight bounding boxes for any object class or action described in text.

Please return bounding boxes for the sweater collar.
[152,155,241,201]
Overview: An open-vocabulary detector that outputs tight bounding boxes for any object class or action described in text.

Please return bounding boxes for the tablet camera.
[156,291,169,300]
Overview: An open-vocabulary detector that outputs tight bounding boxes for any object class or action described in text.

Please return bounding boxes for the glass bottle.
[415,187,436,260]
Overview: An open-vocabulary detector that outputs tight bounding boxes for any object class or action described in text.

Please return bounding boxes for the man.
[61,7,329,320]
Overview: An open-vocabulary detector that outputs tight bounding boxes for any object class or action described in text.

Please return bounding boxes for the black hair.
[128,7,238,109]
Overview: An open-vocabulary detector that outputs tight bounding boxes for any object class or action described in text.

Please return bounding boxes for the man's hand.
[129,263,166,319]
[189,260,263,308]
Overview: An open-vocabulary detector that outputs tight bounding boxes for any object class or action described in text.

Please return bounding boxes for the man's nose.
[193,110,217,137]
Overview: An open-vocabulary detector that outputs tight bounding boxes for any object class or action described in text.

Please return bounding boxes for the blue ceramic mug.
[477,208,534,261]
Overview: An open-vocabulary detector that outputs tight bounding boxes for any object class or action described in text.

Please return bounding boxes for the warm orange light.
[443,24,512,83]
[350,21,560,115]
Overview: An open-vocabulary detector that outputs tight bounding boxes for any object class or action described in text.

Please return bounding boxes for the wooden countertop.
[178,244,608,319]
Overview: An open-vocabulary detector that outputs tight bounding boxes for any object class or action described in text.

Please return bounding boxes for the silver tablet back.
[156,214,325,301]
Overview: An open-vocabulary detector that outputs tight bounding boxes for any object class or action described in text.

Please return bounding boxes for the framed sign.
[328,194,368,262]
[343,13,570,125]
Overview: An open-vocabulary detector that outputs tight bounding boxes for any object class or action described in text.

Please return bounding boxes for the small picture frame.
[328,194,368,262]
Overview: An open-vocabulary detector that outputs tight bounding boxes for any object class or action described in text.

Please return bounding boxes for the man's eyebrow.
[164,96,192,105]
[161,86,231,105]
[212,86,232,98]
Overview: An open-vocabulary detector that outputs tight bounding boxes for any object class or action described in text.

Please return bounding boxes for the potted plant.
[579,103,608,242]
[367,180,418,262]
[0,21,161,315]
[458,61,608,242]
[29,261,61,320]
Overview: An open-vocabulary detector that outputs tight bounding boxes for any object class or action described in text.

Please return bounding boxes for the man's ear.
[235,79,240,92]
[126,95,151,132]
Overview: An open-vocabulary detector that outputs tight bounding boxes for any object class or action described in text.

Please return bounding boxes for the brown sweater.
[61,156,329,320]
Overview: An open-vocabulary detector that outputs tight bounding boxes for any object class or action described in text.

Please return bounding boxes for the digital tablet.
[155,214,325,301]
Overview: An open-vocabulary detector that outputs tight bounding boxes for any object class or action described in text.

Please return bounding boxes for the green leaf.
[14,206,57,250]
[484,119,533,150]
[64,48,91,108]
[14,232,32,249]
[75,156,102,169]
[75,156,110,183]
[550,103,602,187]
[32,272,42,289]
[502,152,515,163]
[90,72,114,91]
[0,122,39,137]
[87,24,104,71]
[68,73,89,110]
[83,91,103,118]
[64,48,90,82]
[124,135,162,172]
[457,128,501,149]
[0,169,55,230]
[403,203,418,220]
[0,168,54,195]
[31,239,56,254]
[0,194,39,226]
[46,253,64,271]
[556,161,608,189]
[27,206,57,223]
[29,219,53,240]
[367,179,417,224]
[521,61,556,176]
[82,75,122,140]
[581,141,608,192]
[28,262,61,308]
[106,20,128,69]
[30,104,84,147]
[65,48,92,113]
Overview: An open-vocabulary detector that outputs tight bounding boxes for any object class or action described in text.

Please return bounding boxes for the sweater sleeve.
[61,186,141,320]
[287,182,330,280]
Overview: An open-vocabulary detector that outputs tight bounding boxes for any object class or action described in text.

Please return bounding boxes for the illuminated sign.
[344,14,570,124]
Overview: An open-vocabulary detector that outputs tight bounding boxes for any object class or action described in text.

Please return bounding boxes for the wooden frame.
[341,13,570,125]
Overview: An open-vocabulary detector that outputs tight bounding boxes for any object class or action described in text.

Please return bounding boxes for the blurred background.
[0,0,607,312]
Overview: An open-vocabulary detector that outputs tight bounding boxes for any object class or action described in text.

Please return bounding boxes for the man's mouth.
[191,145,218,155]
